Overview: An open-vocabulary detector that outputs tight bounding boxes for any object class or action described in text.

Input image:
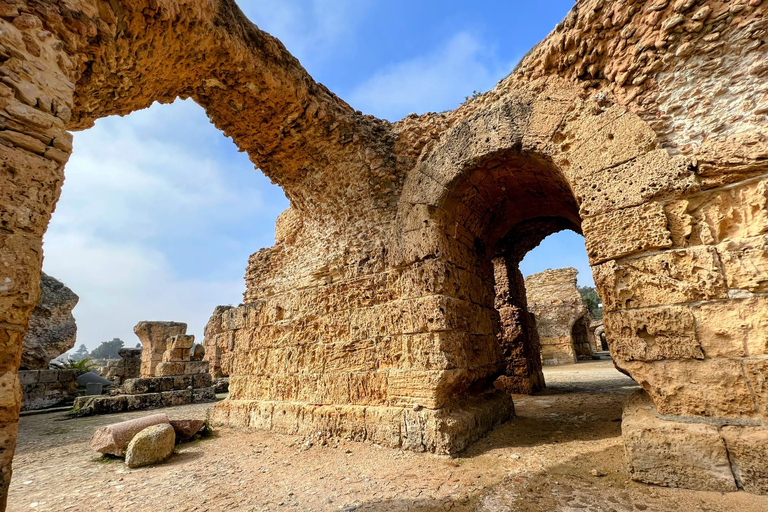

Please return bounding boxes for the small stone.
[591,469,606,477]
[125,423,176,468]
[170,419,206,442]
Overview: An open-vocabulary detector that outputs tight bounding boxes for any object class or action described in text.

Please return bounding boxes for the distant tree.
[70,344,90,361]
[135,343,142,348]
[578,286,603,320]
[90,338,125,359]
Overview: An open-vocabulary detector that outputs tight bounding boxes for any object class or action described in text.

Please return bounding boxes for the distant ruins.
[17,274,80,411]
[2,0,768,507]
[72,322,215,416]
[525,268,597,365]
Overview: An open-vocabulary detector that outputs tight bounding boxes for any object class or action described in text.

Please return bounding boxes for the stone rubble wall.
[1,0,768,507]
[19,369,80,411]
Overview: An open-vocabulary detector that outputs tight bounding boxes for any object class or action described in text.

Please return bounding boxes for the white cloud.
[44,99,286,351]
[348,32,518,121]
[45,230,243,352]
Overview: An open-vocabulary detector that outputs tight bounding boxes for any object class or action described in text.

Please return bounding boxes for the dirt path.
[8,361,768,511]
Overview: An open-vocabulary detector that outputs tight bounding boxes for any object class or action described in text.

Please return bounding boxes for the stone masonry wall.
[1,0,768,507]
[19,369,79,411]
[525,268,589,365]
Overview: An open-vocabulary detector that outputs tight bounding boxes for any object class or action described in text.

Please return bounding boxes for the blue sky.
[43,0,589,350]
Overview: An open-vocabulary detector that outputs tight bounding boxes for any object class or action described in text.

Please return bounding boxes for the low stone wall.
[20,369,81,411]
[72,373,215,417]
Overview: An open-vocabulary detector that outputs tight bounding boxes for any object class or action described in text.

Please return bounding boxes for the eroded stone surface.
[20,274,78,370]
[124,423,175,468]
[525,268,592,365]
[2,0,768,503]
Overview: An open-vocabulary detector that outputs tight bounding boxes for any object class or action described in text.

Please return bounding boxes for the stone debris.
[124,423,176,468]
[90,413,170,457]
[169,419,206,442]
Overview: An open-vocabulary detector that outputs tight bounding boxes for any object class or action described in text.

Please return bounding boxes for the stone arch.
[0,0,390,505]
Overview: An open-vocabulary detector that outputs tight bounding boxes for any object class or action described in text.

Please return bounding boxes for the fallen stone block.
[125,423,176,468]
[90,413,170,456]
[170,419,206,441]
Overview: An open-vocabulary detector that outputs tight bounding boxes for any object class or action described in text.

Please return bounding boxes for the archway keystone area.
[2,0,768,507]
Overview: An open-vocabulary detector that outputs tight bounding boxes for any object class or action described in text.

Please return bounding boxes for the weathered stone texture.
[19,369,79,411]
[2,0,768,504]
[20,273,78,370]
[525,268,590,365]
[623,391,737,492]
[124,423,175,468]
[133,322,187,378]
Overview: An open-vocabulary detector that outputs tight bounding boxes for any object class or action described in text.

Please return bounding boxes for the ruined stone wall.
[525,268,589,365]
[18,369,79,411]
[492,256,545,394]
[2,0,768,506]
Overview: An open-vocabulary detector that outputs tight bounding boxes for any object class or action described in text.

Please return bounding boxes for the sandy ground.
[8,360,768,512]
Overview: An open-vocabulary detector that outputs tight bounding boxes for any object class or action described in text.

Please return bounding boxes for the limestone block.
[192,373,212,388]
[622,391,737,492]
[594,247,727,311]
[190,343,205,361]
[692,297,768,358]
[721,426,768,494]
[18,371,39,388]
[742,360,768,419]
[192,387,216,402]
[89,413,169,456]
[575,150,698,217]
[324,339,377,372]
[125,423,175,468]
[563,107,657,177]
[155,362,185,376]
[620,359,756,418]
[162,348,188,362]
[717,236,768,293]
[364,406,404,449]
[604,306,702,361]
[125,393,163,411]
[582,202,672,264]
[169,334,195,350]
[184,361,209,375]
[665,179,768,248]
[161,390,192,407]
[388,368,475,408]
[399,258,492,306]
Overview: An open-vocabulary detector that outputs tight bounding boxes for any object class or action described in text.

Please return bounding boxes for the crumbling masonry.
[1,0,768,507]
